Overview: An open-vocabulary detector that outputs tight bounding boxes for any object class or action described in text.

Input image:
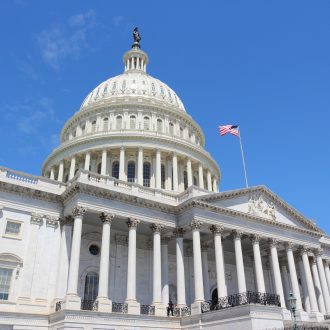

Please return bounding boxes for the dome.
[80,47,185,112]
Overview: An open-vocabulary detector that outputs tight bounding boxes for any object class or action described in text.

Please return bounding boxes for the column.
[212,178,217,192]
[161,237,170,306]
[210,225,227,301]
[55,216,73,299]
[119,147,125,181]
[96,212,114,311]
[137,147,143,185]
[69,156,76,180]
[301,247,319,313]
[186,158,192,187]
[58,160,64,182]
[84,152,91,171]
[316,250,330,314]
[270,239,286,308]
[191,219,204,310]
[233,230,246,293]
[324,261,330,296]
[151,224,165,315]
[207,171,212,191]
[281,265,291,307]
[201,243,211,301]
[311,257,326,314]
[198,164,204,189]
[155,149,161,189]
[101,149,107,176]
[64,206,86,310]
[174,228,186,306]
[286,243,303,312]
[125,218,140,314]
[251,235,266,293]
[298,259,311,313]
[166,158,172,191]
[172,153,179,192]
[50,168,55,180]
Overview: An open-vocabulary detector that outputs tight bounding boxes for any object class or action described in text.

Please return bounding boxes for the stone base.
[308,311,325,322]
[153,303,166,316]
[295,309,309,322]
[96,297,112,312]
[281,308,292,320]
[191,301,202,315]
[126,300,141,315]
[62,294,81,310]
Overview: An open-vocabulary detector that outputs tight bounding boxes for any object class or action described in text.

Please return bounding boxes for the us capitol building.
[1,30,330,330]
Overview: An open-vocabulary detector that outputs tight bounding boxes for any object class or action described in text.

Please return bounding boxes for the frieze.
[248,194,276,220]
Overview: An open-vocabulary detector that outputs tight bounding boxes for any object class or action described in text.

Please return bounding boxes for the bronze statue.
[133,27,141,44]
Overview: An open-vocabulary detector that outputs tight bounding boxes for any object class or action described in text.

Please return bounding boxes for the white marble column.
[101,149,107,176]
[64,206,86,310]
[174,228,186,306]
[97,212,114,311]
[186,158,192,187]
[55,216,73,299]
[125,218,140,314]
[137,147,143,185]
[191,219,204,308]
[166,158,172,191]
[161,237,170,306]
[84,152,91,171]
[119,147,125,181]
[69,156,76,180]
[210,225,227,300]
[151,224,165,315]
[301,247,319,313]
[270,239,286,308]
[172,153,179,192]
[155,149,161,189]
[198,164,204,189]
[50,168,55,180]
[324,261,330,296]
[281,265,291,307]
[286,243,303,312]
[298,259,311,313]
[316,250,330,314]
[233,230,246,293]
[251,235,266,293]
[207,170,212,191]
[212,178,217,192]
[201,243,211,301]
[311,257,326,314]
[58,160,64,182]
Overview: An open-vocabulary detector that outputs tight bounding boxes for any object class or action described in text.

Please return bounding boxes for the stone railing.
[75,169,209,204]
[0,167,66,193]
[112,302,128,313]
[201,291,281,313]
[81,299,98,311]
[140,304,155,315]
[173,306,191,317]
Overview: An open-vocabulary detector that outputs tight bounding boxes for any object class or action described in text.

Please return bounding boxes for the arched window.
[103,118,108,131]
[72,128,76,138]
[157,119,163,132]
[180,127,184,138]
[130,115,136,129]
[161,164,165,189]
[127,162,136,183]
[83,272,99,302]
[81,124,86,135]
[144,117,150,131]
[91,120,96,133]
[183,171,188,190]
[169,122,174,135]
[112,161,119,179]
[116,116,122,130]
[97,163,101,175]
[143,162,151,187]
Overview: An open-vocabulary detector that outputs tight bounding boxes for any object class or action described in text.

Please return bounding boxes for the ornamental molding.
[173,227,185,238]
[61,215,74,226]
[210,224,225,235]
[190,219,203,231]
[248,194,275,220]
[45,215,59,228]
[100,212,114,224]
[269,238,280,248]
[232,230,244,239]
[150,223,164,233]
[127,217,140,228]
[250,234,262,244]
[72,206,86,217]
[285,241,295,251]
[30,213,44,226]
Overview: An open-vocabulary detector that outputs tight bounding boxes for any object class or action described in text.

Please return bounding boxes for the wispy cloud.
[36,10,96,70]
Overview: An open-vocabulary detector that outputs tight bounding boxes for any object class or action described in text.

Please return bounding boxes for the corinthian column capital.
[174,227,185,238]
[250,234,262,244]
[269,238,280,248]
[150,223,164,233]
[190,219,203,231]
[100,212,114,224]
[210,224,224,236]
[232,230,244,239]
[72,206,86,218]
[127,218,140,228]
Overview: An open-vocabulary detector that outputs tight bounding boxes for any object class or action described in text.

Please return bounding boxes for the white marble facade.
[0,35,330,330]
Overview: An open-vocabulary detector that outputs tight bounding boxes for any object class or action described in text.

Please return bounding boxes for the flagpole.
[238,127,249,188]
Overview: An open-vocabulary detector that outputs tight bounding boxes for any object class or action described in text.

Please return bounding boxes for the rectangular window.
[0,268,12,300]
[5,221,21,237]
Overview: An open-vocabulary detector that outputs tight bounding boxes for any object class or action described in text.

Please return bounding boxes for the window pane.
[127,162,136,183]
[161,164,165,189]
[0,268,12,300]
[112,162,119,179]
[184,171,188,190]
[5,222,21,235]
[143,163,150,187]
[84,272,99,301]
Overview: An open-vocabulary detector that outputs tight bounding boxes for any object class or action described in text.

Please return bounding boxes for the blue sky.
[1,1,330,232]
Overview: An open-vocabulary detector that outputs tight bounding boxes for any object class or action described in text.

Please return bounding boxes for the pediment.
[197,186,321,233]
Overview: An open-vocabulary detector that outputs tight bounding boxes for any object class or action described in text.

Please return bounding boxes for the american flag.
[218,125,239,137]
